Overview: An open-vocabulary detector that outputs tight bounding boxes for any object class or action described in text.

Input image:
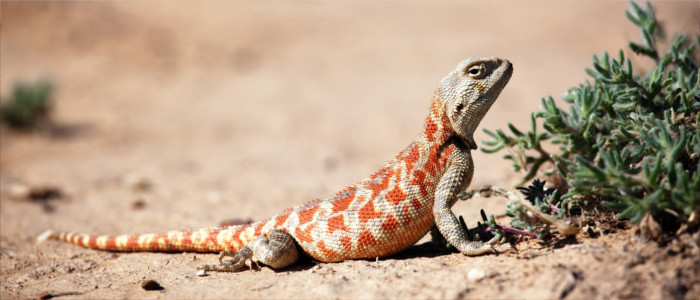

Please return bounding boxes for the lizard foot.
[198,229,300,272]
[198,248,253,272]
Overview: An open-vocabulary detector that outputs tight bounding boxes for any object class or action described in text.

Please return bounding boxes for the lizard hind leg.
[198,229,300,272]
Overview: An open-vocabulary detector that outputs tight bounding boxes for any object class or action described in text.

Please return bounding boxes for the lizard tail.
[37,225,254,253]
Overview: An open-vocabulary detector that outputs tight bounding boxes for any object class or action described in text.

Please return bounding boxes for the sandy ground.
[1,1,699,299]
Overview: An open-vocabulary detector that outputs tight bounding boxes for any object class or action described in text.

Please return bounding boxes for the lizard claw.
[198,248,252,272]
[217,250,237,264]
[485,237,514,254]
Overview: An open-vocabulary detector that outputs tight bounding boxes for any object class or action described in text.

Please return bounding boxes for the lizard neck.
[418,94,455,148]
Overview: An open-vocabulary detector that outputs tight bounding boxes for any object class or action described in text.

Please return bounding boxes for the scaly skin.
[39,57,513,272]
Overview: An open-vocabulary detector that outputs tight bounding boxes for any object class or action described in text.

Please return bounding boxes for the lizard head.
[439,57,513,150]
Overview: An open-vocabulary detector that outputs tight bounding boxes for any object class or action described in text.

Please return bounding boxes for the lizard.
[38,57,514,272]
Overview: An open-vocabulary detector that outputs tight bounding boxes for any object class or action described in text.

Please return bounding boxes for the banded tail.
[37,224,261,253]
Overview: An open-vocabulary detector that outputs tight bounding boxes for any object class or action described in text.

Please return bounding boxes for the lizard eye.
[467,64,486,79]
[456,102,464,111]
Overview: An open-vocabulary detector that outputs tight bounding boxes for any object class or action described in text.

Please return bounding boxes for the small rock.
[7,183,30,199]
[467,268,486,282]
[131,197,147,210]
[207,191,221,203]
[196,269,208,277]
[123,173,152,191]
[141,279,164,291]
[29,187,62,200]
[7,183,62,201]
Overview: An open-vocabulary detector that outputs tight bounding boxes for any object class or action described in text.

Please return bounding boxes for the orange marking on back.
[425,144,441,177]
[209,230,222,244]
[327,214,348,234]
[298,206,320,225]
[231,228,246,244]
[295,223,316,244]
[386,185,407,205]
[357,230,378,247]
[425,117,438,142]
[316,240,337,259]
[411,169,430,198]
[339,236,352,253]
[393,169,402,184]
[439,145,455,168]
[274,213,291,228]
[331,190,356,213]
[411,198,422,210]
[402,203,412,226]
[254,223,265,236]
[403,143,420,171]
[367,167,394,198]
[358,199,382,224]
[381,214,400,234]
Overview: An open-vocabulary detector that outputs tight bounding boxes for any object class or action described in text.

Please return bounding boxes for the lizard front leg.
[198,229,300,272]
[432,148,512,255]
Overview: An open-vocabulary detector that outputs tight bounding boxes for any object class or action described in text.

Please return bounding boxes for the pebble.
[467,267,486,281]
[7,183,30,199]
[123,173,152,191]
[207,191,221,203]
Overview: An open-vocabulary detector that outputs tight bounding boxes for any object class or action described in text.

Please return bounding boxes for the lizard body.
[39,57,513,272]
